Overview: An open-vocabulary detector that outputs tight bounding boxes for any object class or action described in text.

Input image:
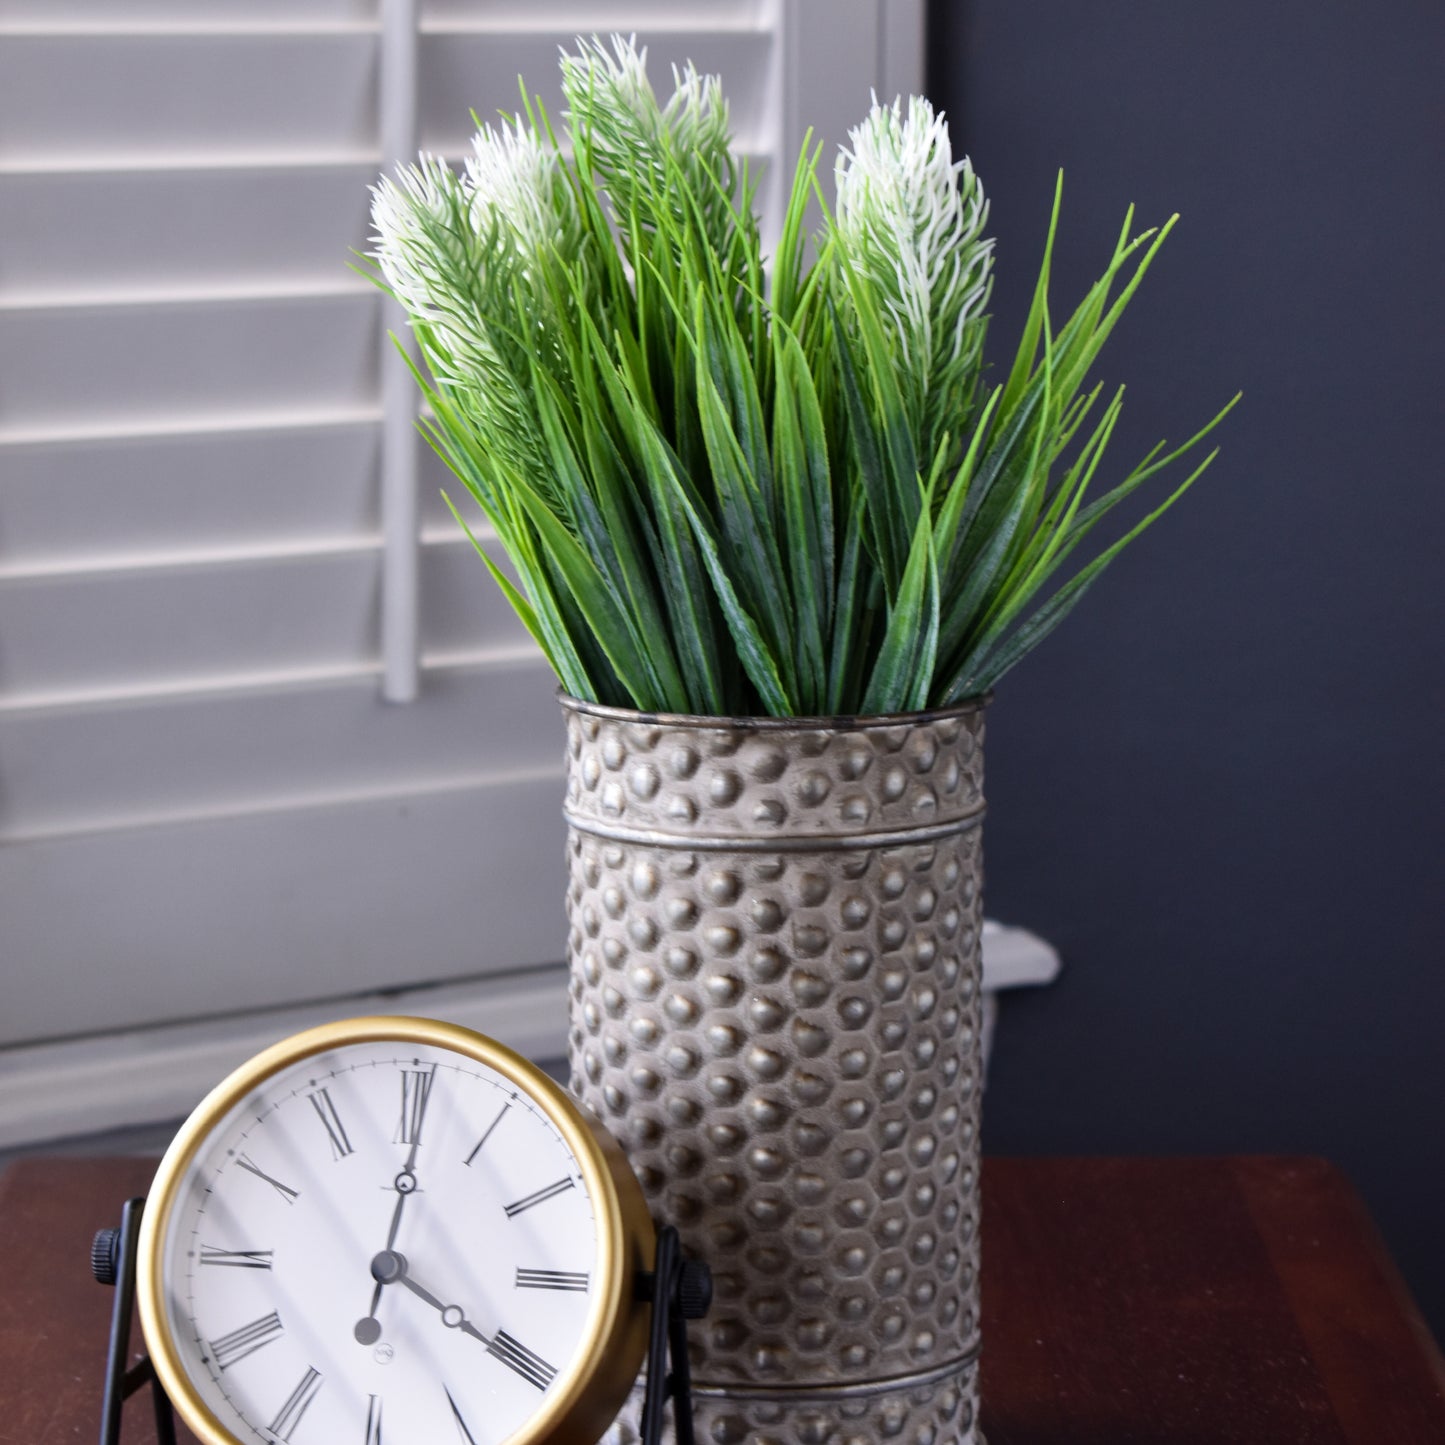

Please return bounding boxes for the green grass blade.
[441,490,593,696]
[660,464,797,715]
[506,475,671,710]
[1064,392,1241,543]
[836,257,922,540]
[831,297,904,592]
[622,415,729,715]
[933,385,1001,543]
[772,327,833,710]
[996,172,1062,424]
[694,344,795,685]
[826,508,867,714]
[946,448,1219,699]
[772,133,823,330]
[943,365,1048,582]
[860,501,939,715]
[939,303,1055,651]
[966,392,1126,651]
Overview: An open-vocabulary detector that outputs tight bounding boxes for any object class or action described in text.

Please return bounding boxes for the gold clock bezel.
[135,1015,655,1445]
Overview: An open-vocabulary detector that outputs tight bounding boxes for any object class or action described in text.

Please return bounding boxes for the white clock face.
[153,1037,602,1445]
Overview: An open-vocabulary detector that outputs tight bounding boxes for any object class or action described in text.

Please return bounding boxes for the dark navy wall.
[929,1,1445,1332]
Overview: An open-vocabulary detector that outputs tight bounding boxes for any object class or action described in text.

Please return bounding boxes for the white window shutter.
[0,3,923,1110]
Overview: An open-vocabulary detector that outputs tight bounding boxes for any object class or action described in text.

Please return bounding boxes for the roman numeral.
[463,1102,509,1166]
[444,1386,476,1444]
[200,1244,273,1270]
[208,1310,283,1371]
[515,1268,589,1293]
[364,1394,382,1445]
[502,1177,574,1217]
[395,1065,436,1147]
[308,1087,354,1160]
[486,1330,557,1392]
[236,1154,299,1205]
[268,1365,323,1440]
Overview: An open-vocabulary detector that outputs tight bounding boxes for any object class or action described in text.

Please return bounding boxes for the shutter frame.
[0,0,926,1054]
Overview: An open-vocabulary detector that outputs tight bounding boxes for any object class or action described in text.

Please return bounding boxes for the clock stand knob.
[675,1257,713,1321]
[91,1227,121,1286]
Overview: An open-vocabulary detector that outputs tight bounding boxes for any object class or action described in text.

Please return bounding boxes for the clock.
[133,1016,655,1445]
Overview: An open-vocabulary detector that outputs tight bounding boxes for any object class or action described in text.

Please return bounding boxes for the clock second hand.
[354,1168,419,1343]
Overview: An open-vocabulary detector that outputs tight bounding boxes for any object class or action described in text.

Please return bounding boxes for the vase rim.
[556,691,990,730]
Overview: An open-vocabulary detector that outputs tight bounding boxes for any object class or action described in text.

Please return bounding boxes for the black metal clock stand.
[92,1203,710,1445]
[637,1225,713,1445]
[92,1197,177,1445]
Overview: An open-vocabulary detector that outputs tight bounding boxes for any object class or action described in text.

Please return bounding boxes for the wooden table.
[2,1156,1441,1443]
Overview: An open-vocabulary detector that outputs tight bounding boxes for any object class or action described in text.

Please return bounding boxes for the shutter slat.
[0,424,380,565]
[0,149,380,174]
[0,165,373,294]
[0,403,381,449]
[0,33,378,163]
[0,657,556,843]
[0,537,526,699]
[0,771,566,1045]
[0,424,480,570]
[421,2,763,30]
[3,2,377,23]
[0,293,377,433]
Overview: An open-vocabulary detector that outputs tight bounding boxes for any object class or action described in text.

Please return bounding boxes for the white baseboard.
[0,925,1060,1151]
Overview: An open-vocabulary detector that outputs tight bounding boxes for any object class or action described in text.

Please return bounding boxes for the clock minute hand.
[407,1280,491,1349]
[394,1268,449,1316]
[376,1253,493,1341]
[375,1252,557,1393]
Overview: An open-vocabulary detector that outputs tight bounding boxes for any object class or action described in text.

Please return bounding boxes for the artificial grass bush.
[367,35,1237,717]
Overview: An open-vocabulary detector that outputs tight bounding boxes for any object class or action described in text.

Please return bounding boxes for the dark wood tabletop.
[2,1155,1441,1443]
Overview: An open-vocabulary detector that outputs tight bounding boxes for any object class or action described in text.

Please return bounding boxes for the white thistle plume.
[559,35,730,162]
[834,94,993,454]
[369,151,547,474]
[466,114,581,267]
[369,154,474,342]
[663,58,730,161]
[561,34,738,260]
[561,33,658,137]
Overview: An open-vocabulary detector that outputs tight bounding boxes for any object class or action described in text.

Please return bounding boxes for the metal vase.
[563,695,988,1445]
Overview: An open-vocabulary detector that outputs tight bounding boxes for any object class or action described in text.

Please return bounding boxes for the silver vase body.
[563,696,988,1445]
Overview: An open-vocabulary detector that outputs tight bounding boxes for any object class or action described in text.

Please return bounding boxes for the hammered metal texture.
[602,1359,979,1445]
[562,700,988,1443]
[562,706,984,842]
